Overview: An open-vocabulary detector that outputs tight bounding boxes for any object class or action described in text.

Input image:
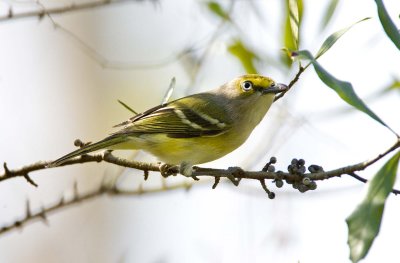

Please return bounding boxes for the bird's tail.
[48,135,128,168]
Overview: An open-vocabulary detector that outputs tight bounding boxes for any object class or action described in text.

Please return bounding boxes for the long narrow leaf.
[296,50,395,134]
[320,0,340,31]
[284,0,303,51]
[162,77,176,105]
[206,1,230,21]
[374,0,400,50]
[228,40,258,74]
[288,0,301,50]
[316,17,370,59]
[118,100,137,115]
[346,151,400,262]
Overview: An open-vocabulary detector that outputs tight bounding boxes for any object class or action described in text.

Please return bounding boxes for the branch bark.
[2,138,399,195]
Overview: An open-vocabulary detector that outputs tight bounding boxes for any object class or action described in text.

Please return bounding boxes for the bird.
[49,74,287,172]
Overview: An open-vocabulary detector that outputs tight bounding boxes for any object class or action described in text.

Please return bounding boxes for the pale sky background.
[0,0,399,262]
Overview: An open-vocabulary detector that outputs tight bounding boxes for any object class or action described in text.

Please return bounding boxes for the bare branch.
[0,0,155,22]
[0,181,192,236]
[34,3,193,71]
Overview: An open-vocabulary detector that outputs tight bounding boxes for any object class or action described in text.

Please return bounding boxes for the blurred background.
[0,0,399,262]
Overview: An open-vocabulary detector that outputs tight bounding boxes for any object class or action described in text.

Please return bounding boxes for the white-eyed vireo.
[50,74,287,168]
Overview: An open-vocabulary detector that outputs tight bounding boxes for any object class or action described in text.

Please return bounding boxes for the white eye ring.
[241,81,253,91]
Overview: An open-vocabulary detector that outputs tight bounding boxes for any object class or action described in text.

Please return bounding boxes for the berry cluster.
[263,157,323,193]
[287,158,318,193]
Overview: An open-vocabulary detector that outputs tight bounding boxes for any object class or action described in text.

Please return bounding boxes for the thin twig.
[348,172,400,195]
[36,4,193,70]
[0,0,150,22]
[184,0,236,92]
[274,64,305,101]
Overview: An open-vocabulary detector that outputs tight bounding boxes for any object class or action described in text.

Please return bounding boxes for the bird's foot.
[179,161,199,181]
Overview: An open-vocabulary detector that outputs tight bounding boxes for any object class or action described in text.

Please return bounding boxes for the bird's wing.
[112,93,232,138]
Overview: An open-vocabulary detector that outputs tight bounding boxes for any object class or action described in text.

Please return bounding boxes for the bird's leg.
[179,161,200,181]
[179,161,193,176]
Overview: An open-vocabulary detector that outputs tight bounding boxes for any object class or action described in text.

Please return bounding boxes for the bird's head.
[216,74,287,102]
[213,74,287,124]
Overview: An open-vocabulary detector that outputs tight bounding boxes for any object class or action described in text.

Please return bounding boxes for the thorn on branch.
[58,196,64,206]
[39,208,49,226]
[143,170,149,180]
[38,10,45,20]
[227,167,243,186]
[7,7,13,18]
[212,177,220,189]
[190,174,200,181]
[3,162,10,175]
[25,200,31,218]
[23,174,38,187]
[14,220,22,229]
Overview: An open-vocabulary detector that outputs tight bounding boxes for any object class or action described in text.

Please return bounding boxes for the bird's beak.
[262,83,288,94]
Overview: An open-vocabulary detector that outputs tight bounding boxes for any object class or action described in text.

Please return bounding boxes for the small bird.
[49,74,287,170]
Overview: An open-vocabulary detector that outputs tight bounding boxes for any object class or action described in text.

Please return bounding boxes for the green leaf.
[228,40,258,74]
[346,151,400,263]
[288,0,302,50]
[295,50,395,134]
[282,0,303,65]
[381,77,400,94]
[374,0,400,50]
[206,1,230,21]
[118,99,137,115]
[320,0,340,31]
[316,17,370,59]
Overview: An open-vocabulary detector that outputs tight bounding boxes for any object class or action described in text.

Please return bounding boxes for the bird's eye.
[270,82,276,87]
[241,81,253,91]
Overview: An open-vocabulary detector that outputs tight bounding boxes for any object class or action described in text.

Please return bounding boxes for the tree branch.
[0,180,192,236]
[0,0,154,22]
[2,139,399,197]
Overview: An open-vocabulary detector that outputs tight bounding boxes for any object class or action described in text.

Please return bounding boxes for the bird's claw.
[179,161,199,181]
